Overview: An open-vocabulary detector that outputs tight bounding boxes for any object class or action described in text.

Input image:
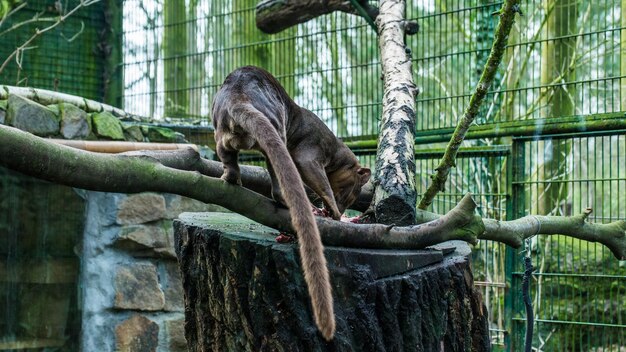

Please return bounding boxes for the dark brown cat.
[212,66,370,340]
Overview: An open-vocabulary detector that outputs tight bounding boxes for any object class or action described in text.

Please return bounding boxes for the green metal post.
[505,138,526,351]
[104,0,124,108]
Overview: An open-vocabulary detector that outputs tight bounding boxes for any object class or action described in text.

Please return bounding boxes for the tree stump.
[174,213,491,352]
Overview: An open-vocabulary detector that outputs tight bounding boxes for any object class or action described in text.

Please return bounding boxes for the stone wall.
[0,93,186,143]
[0,88,218,351]
[80,191,226,352]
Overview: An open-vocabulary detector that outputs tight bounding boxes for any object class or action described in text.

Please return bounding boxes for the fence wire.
[0,0,110,102]
[120,0,626,350]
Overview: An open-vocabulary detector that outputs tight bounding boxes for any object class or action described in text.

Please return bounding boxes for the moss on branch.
[2,124,623,259]
[0,124,482,250]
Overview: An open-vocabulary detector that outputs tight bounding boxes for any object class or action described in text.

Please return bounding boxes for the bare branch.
[481,211,626,260]
[0,124,484,250]
[0,2,28,29]
[372,0,419,226]
[0,0,102,75]
[0,85,132,118]
[2,124,623,259]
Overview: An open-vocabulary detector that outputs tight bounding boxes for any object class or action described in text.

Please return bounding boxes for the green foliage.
[0,0,20,18]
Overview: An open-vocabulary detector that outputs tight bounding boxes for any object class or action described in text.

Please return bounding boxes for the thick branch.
[120,148,272,198]
[418,0,521,210]
[4,125,622,259]
[0,124,483,249]
[482,209,626,260]
[411,206,626,260]
[116,147,626,260]
[255,0,379,34]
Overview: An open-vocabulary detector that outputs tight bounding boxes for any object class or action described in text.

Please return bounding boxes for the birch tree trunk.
[187,0,203,118]
[372,0,418,226]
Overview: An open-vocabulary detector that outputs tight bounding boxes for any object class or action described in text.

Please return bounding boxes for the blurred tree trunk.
[323,15,349,137]
[538,0,577,215]
[187,0,203,118]
[163,0,188,117]
[234,0,272,68]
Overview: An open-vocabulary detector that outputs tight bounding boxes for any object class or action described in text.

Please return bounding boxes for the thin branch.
[0,0,102,75]
[0,14,57,37]
[0,2,28,29]
[418,0,522,210]
[60,20,85,42]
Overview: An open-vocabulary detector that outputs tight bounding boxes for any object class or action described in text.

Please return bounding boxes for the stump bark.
[174,213,491,351]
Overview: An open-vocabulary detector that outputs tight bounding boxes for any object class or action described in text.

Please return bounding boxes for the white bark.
[372,0,419,225]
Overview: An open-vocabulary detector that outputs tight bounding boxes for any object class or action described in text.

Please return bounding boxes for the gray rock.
[123,124,145,142]
[165,195,229,219]
[161,262,184,311]
[114,263,165,311]
[6,94,59,136]
[0,99,7,124]
[114,224,176,259]
[117,193,167,225]
[164,318,187,352]
[115,314,159,352]
[59,103,90,139]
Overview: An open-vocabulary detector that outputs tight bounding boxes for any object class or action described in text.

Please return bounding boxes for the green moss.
[122,124,145,142]
[46,104,61,117]
[92,111,125,140]
[146,126,185,143]
[0,99,7,110]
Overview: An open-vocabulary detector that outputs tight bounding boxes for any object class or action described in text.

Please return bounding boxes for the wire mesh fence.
[0,0,110,102]
[411,0,623,130]
[0,168,84,351]
[413,147,511,348]
[118,0,626,350]
[509,132,626,351]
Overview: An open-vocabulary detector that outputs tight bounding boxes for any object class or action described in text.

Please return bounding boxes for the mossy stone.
[0,100,6,124]
[146,126,186,143]
[92,111,125,140]
[59,103,90,139]
[6,94,59,136]
[123,124,145,142]
[46,104,61,116]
